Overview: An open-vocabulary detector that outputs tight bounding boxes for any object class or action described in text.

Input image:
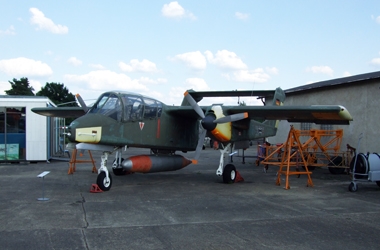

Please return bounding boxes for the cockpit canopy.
[88,92,162,122]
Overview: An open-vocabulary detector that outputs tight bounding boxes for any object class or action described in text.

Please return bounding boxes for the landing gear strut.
[96,152,112,191]
[112,148,128,176]
[216,143,237,183]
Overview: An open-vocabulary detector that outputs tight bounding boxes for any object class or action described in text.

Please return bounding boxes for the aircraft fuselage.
[67,91,199,152]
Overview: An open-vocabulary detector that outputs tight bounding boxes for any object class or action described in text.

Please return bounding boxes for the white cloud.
[205,50,247,70]
[166,78,209,105]
[168,86,186,105]
[157,78,167,83]
[0,57,53,76]
[64,70,149,92]
[44,50,53,56]
[162,1,197,20]
[184,78,210,90]
[174,51,207,70]
[138,77,156,84]
[68,57,82,66]
[265,67,279,75]
[306,66,334,76]
[89,64,105,70]
[0,81,9,94]
[138,76,166,85]
[0,25,15,36]
[29,7,68,34]
[29,79,42,92]
[119,59,158,73]
[376,16,380,24]
[235,12,249,20]
[343,71,351,77]
[370,57,380,66]
[230,68,271,83]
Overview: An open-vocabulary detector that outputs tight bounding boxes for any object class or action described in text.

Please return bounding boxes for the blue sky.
[1,1,380,105]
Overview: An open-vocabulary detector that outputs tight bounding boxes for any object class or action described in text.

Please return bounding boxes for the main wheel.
[302,153,317,171]
[328,156,345,174]
[113,168,128,176]
[97,171,112,191]
[223,164,236,184]
[350,153,368,179]
[112,158,127,176]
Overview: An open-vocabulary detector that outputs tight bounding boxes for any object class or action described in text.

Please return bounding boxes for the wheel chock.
[235,171,244,183]
[90,184,103,193]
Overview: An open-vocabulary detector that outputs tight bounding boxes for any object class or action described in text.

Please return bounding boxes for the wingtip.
[184,91,189,96]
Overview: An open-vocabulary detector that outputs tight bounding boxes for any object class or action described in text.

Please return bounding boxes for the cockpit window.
[157,102,162,117]
[123,96,143,121]
[143,98,157,118]
[89,93,122,121]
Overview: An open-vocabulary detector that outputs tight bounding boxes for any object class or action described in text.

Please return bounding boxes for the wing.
[225,105,353,125]
[184,89,275,103]
[31,107,86,118]
[166,105,352,124]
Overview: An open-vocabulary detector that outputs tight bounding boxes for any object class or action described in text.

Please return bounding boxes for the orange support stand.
[260,126,350,189]
[259,126,314,189]
[68,149,97,174]
[275,126,314,189]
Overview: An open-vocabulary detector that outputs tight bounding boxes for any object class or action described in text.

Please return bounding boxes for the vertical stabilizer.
[272,87,286,106]
[264,87,286,128]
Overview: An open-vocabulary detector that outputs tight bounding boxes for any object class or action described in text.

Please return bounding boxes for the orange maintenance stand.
[68,149,97,174]
[258,126,352,189]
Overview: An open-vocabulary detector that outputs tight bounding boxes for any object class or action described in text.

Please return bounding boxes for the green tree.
[5,77,35,96]
[36,82,78,107]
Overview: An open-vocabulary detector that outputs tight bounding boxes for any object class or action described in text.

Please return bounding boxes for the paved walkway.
[1,147,380,249]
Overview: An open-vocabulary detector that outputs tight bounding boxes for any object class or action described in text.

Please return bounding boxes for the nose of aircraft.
[66,123,76,142]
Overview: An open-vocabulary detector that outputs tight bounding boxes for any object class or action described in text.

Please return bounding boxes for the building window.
[320,124,333,131]
[301,122,312,131]
[0,107,26,161]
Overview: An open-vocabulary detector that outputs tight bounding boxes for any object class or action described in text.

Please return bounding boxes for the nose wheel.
[96,152,112,191]
[97,171,112,191]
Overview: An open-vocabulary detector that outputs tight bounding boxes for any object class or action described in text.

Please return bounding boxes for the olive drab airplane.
[32,87,353,191]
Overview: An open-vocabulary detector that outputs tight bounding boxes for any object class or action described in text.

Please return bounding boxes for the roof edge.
[285,71,380,94]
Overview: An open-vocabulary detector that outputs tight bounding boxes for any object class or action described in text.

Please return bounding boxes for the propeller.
[75,94,89,112]
[184,91,205,118]
[214,112,248,123]
[184,91,249,162]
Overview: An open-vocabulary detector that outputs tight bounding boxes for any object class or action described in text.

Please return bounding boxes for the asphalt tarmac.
[1,147,380,250]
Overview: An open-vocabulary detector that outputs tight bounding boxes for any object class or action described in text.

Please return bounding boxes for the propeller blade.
[75,94,89,112]
[192,125,207,163]
[184,91,205,118]
[214,112,248,123]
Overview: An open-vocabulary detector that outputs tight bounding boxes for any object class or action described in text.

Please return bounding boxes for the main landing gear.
[94,143,241,191]
[216,143,237,183]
